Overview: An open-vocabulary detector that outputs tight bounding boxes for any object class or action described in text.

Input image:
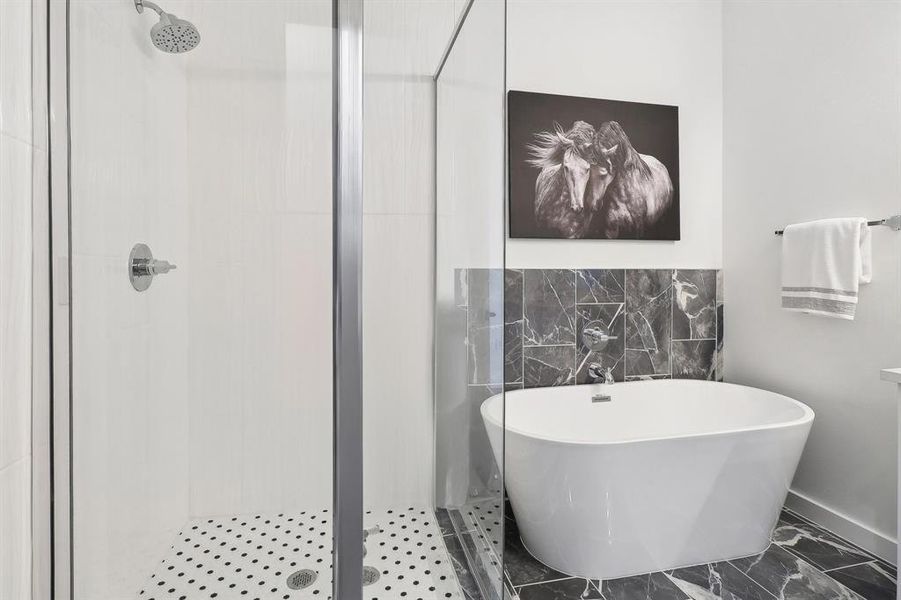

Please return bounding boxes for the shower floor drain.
[362,566,381,586]
[287,568,318,590]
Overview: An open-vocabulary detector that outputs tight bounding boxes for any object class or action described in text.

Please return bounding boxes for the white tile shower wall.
[68,1,191,597]
[184,0,459,516]
[505,0,723,270]
[0,0,34,597]
[362,0,459,510]
[184,0,334,517]
[723,0,901,558]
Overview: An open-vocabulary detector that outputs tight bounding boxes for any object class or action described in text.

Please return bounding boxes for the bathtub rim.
[481,380,815,447]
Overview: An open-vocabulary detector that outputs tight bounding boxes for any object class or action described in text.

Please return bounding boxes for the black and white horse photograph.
[508,90,680,240]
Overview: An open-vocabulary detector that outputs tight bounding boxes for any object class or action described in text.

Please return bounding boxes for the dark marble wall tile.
[828,562,897,600]
[716,303,724,381]
[625,269,673,377]
[576,303,625,383]
[523,269,576,346]
[524,346,575,388]
[717,269,724,304]
[576,269,625,303]
[625,374,672,381]
[467,269,504,385]
[504,321,523,385]
[730,544,861,600]
[672,340,716,380]
[505,269,524,323]
[505,270,524,384]
[673,269,717,340]
[517,578,603,600]
[455,268,469,309]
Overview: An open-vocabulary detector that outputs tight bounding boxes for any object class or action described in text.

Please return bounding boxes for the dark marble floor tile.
[828,562,897,600]
[666,562,776,600]
[772,519,875,571]
[625,269,673,377]
[672,339,716,381]
[443,532,484,600]
[503,528,567,587]
[435,507,455,537]
[673,269,717,340]
[576,269,625,303]
[524,345,575,388]
[602,572,691,600]
[730,544,862,600]
[517,577,603,600]
[505,320,523,384]
[576,303,625,383]
[523,269,576,346]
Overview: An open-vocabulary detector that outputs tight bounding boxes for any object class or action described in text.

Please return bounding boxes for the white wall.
[723,0,901,558]
[506,0,723,270]
[0,0,35,596]
[68,1,191,596]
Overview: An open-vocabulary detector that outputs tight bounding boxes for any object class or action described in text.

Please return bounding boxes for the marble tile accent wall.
[464,269,724,390]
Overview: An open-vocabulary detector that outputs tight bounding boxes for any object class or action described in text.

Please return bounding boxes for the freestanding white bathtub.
[481,380,814,580]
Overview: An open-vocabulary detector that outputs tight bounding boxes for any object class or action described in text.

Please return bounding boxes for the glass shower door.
[435,1,508,599]
[64,0,335,597]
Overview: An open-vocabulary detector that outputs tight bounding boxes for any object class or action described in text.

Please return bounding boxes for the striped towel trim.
[781,286,858,298]
[781,295,857,319]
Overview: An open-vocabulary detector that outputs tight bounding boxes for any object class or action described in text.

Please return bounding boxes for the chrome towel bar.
[775,215,901,235]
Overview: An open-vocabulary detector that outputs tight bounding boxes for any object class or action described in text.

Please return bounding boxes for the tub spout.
[588,363,614,384]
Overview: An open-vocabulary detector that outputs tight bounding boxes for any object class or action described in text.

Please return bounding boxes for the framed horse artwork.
[508,90,680,240]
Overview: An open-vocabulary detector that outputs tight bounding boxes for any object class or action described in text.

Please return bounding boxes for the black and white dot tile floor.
[138,507,465,600]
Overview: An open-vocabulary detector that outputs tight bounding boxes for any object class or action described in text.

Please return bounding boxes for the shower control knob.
[129,243,177,291]
[581,320,619,351]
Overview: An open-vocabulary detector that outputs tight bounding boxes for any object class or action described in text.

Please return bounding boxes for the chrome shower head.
[135,0,200,54]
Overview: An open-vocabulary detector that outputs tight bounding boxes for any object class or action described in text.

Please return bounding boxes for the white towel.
[780,217,872,320]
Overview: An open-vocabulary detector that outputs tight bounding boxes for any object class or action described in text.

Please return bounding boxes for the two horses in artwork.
[526,120,674,239]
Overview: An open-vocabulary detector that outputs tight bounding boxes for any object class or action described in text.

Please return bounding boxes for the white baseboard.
[785,489,897,565]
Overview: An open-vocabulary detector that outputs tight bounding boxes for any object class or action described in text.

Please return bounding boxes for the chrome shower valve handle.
[129,243,177,291]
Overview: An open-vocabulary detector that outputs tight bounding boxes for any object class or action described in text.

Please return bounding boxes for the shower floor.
[137,507,465,600]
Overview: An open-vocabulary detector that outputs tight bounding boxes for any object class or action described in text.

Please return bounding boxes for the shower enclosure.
[47,0,506,598]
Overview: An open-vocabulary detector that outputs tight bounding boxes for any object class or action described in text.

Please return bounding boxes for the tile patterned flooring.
[138,507,465,600]
[439,501,897,600]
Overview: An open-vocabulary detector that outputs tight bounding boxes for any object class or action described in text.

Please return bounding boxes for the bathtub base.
[518,532,773,581]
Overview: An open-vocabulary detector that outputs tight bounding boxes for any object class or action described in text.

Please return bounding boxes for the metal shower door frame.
[333,0,365,599]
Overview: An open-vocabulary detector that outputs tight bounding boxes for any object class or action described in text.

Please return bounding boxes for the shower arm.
[134,0,164,15]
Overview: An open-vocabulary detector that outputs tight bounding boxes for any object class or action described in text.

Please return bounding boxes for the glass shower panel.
[435,1,508,599]
[66,0,333,597]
